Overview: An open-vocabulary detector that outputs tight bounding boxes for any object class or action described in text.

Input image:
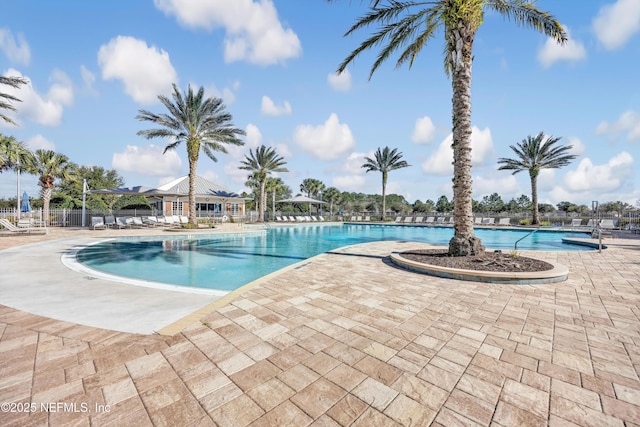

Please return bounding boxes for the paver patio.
[1,227,639,426]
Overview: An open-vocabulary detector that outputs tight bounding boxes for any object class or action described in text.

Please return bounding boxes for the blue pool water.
[76,224,590,291]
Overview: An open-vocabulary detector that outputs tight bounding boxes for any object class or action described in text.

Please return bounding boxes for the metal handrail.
[514,226,542,251]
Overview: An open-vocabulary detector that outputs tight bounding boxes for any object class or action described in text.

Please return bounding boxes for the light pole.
[16,161,21,221]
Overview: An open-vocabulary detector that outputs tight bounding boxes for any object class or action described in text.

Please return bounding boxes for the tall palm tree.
[300,178,325,214]
[239,145,288,222]
[29,150,75,226]
[1,76,28,125]
[0,135,34,216]
[136,84,245,225]
[265,177,290,220]
[331,0,566,255]
[362,146,410,219]
[498,132,576,225]
[323,187,342,217]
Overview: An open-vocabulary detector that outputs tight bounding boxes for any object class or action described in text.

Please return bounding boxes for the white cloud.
[538,27,586,68]
[98,36,177,104]
[421,127,495,175]
[567,137,586,156]
[293,113,355,160]
[261,96,292,116]
[112,144,183,177]
[342,151,368,174]
[199,169,220,184]
[224,161,253,184]
[411,116,436,144]
[153,0,301,66]
[327,69,351,92]
[0,68,74,126]
[25,134,55,151]
[0,28,31,65]
[225,123,261,165]
[596,110,640,142]
[564,152,634,192]
[274,142,292,159]
[80,65,97,95]
[332,175,365,191]
[593,0,640,50]
[473,174,519,198]
[204,82,238,105]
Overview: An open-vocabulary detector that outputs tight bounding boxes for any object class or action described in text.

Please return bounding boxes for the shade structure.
[277,195,326,204]
[21,191,31,212]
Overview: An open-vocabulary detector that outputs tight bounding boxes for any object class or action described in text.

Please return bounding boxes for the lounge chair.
[319,216,326,221]
[311,216,319,221]
[474,217,482,224]
[403,216,413,223]
[131,217,146,228]
[425,217,435,224]
[414,216,424,223]
[105,216,116,228]
[394,216,402,223]
[91,216,107,230]
[356,216,362,221]
[482,218,495,225]
[585,219,596,228]
[364,216,370,222]
[435,217,445,224]
[179,216,189,225]
[446,217,454,224]
[498,218,511,226]
[350,216,357,221]
[0,218,48,234]
[289,216,296,222]
[115,217,129,229]
[599,219,617,230]
[143,216,160,227]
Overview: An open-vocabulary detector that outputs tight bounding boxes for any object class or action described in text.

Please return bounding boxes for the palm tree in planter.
[136,84,245,225]
[329,0,566,256]
[239,145,288,222]
[362,146,409,220]
[29,150,75,226]
[498,132,577,225]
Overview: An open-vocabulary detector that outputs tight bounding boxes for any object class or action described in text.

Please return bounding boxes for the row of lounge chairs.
[570,218,617,229]
[275,216,326,222]
[392,216,512,226]
[91,215,188,230]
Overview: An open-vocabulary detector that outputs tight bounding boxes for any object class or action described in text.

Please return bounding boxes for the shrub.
[540,221,551,226]
[519,219,531,226]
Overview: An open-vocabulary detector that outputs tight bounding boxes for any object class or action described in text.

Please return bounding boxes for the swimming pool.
[76,224,590,291]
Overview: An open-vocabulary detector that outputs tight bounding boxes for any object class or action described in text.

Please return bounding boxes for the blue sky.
[1,0,639,207]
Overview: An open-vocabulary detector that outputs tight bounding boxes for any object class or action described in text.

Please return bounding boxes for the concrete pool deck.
[1,226,639,426]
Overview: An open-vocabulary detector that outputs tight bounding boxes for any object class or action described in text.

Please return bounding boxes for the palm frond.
[487,0,567,43]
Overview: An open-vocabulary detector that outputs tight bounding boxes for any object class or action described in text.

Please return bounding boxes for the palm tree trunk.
[259,179,266,222]
[530,172,539,225]
[381,172,387,219]
[447,21,484,256]
[42,186,52,226]
[188,161,197,225]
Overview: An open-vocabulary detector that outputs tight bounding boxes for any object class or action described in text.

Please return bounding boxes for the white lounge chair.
[394,216,402,223]
[91,216,107,230]
[364,216,370,222]
[143,216,160,227]
[474,217,482,224]
[311,216,319,221]
[435,217,445,224]
[403,216,413,223]
[425,217,435,224]
[498,218,511,226]
[356,216,363,221]
[319,216,326,221]
[482,218,495,225]
[179,216,189,225]
[131,217,146,228]
[585,219,596,228]
[600,219,617,230]
[115,217,129,229]
[0,218,48,234]
[414,216,424,223]
[570,219,582,227]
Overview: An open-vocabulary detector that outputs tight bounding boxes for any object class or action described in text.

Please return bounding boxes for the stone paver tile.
[290,377,347,419]
[277,364,321,392]
[384,394,437,427]
[537,361,580,386]
[417,363,462,392]
[90,395,152,427]
[139,377,191,413]
[323,342,366,366]
[434,406,483,427]
[552,350,594,375]
[309,415,341,427]
[551,378,601,410]
[478,343,502,359]
[151,395,209,427]
[601,395,640,424]
[501,378,549,419]
[268,345,313,370]
[444,389,494,426]
[125,352,176,392]
[547,414,583,426]
[351,377,398,411]
[247,378,295,412]
[199,381,243,413]
[551,395,624,427]
[391,373,448,411]
[184,366,232,399]
[613,382,640,405]
[250,400,313,427]
[102,378,138,406]
[493,401,546,427]
[456,373,501,405]
[324,363,367,392]
[217,352,255,376]
[354,355,403,387]
[244,342,278,362]
[210,394,265,427]
[500,349,538,372]
[521,368,550,392]
[303,351,342,376]
[362,342,397,362]
[326,393,368,426]
[230,359,281,391]
[31,378,84,404]
[298,333,336,354]
[351,407,402,427]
